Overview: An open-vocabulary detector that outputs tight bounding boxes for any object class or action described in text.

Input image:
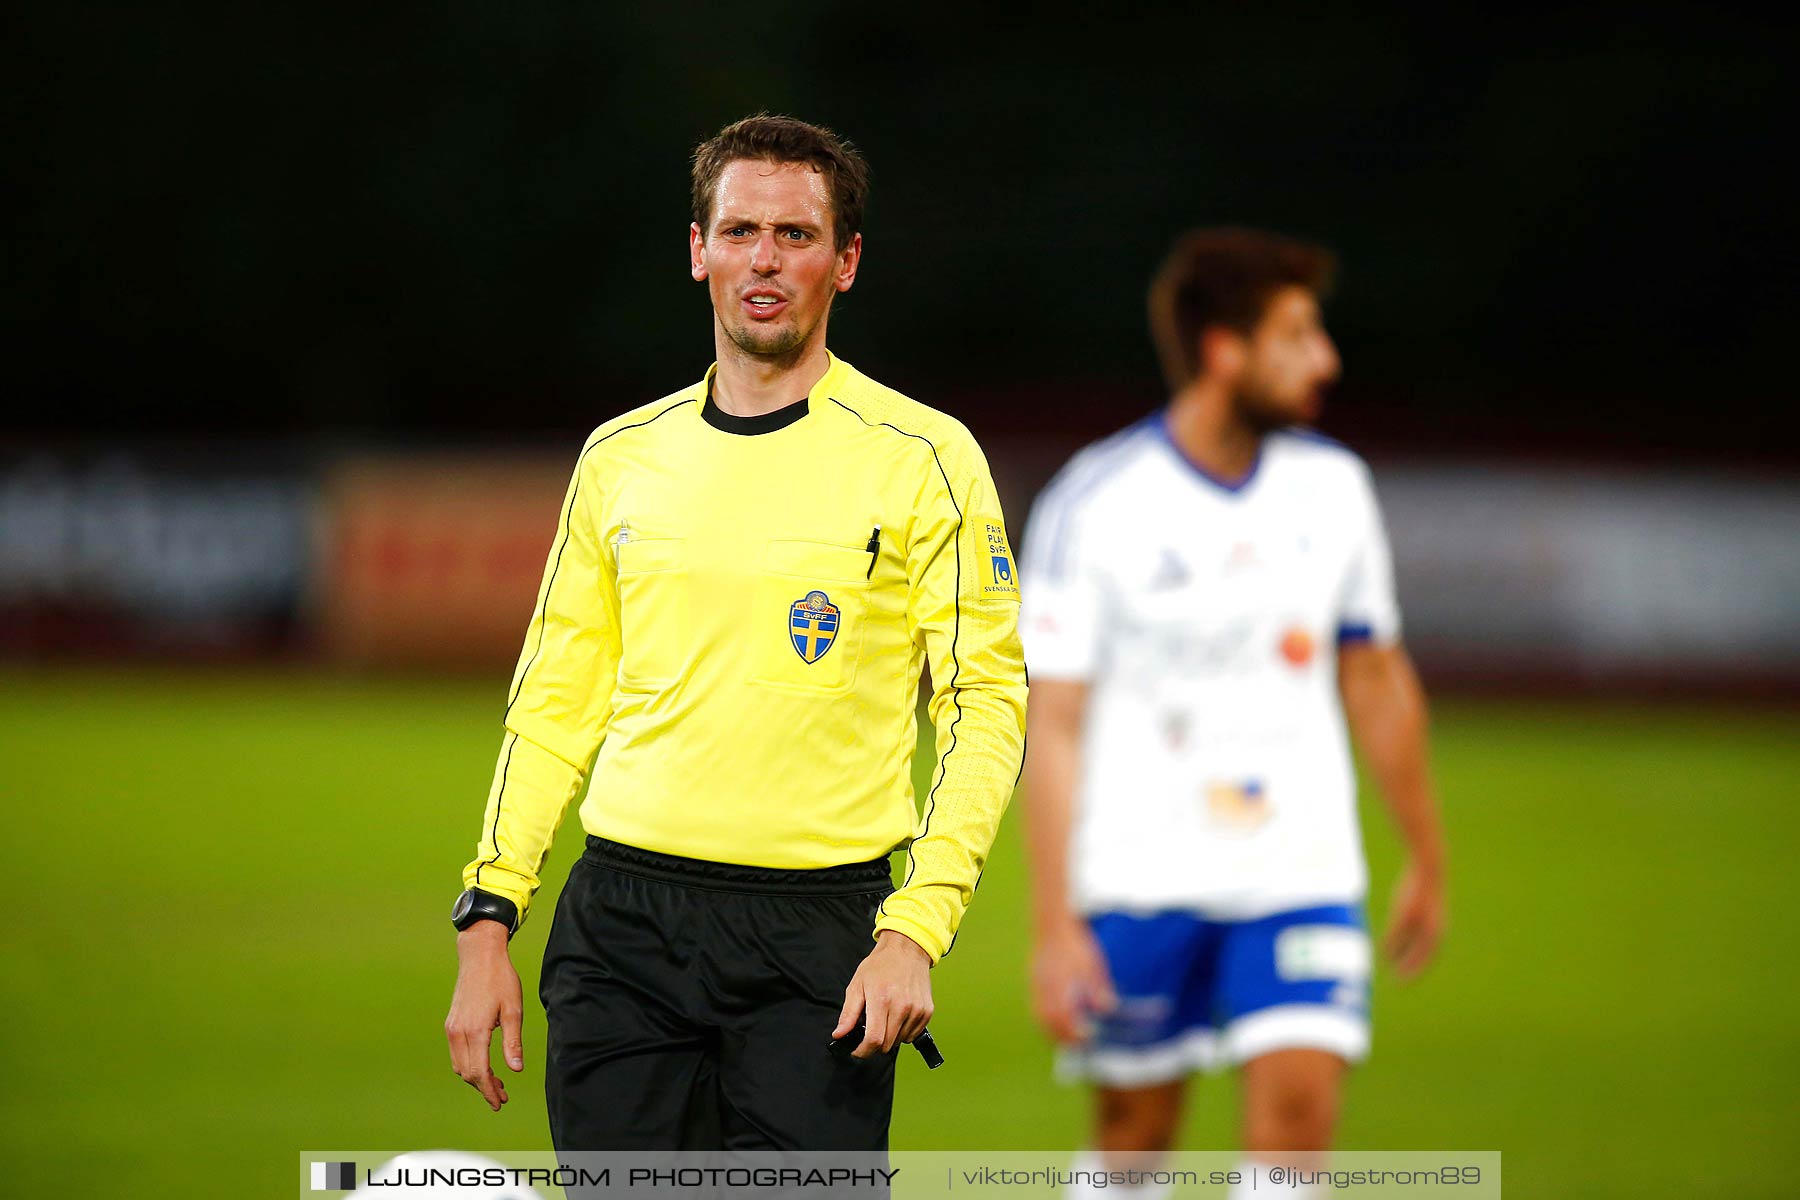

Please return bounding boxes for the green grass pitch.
[2,670,1796,1196]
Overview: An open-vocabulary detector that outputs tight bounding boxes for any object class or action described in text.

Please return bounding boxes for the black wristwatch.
[451,888,520,937]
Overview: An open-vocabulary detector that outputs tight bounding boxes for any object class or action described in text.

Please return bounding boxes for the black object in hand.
[828,1018,946,1068]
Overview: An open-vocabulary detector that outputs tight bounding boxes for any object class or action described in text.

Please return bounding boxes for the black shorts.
[542,836,897,1152]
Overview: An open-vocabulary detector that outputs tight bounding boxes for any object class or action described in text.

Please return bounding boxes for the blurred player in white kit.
[1021,228,1449,1197]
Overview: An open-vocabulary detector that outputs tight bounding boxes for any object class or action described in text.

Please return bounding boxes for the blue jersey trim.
[1155,410,1262,495]
[1336,622,1375,645]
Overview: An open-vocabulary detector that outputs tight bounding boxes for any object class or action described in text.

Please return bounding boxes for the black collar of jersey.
[702,377,809,436]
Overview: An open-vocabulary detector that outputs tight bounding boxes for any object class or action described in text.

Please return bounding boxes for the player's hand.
[1383,860,1447,979]
[835,930,933,1059]
[445,922,525,1111]
[1030,917,1117,1045]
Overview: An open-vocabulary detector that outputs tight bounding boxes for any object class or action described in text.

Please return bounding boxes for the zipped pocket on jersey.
[747,539,872,696]
[615,536,688,690]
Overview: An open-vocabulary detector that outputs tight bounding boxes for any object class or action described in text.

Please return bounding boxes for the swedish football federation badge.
[789,590,840,663]
[983,521,1019,597]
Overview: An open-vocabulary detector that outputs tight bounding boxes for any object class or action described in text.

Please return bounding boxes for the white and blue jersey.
[1021,413,1400,1076]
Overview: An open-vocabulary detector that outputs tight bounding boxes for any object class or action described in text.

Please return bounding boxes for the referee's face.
[690,159,861,361]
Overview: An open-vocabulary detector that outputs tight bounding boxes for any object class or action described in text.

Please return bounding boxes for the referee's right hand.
[445,922,526,1111]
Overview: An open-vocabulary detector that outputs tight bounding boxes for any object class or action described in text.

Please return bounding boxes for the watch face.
[450,890,474,925]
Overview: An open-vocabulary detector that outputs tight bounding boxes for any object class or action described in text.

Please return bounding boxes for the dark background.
[7,4,1794,458]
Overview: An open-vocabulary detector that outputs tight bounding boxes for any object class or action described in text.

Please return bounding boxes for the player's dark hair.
[691,114,870,251]
[1148,228,1337,389]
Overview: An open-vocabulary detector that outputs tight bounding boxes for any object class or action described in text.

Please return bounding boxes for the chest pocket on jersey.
[748,539,872,695]
[615,537,688,690]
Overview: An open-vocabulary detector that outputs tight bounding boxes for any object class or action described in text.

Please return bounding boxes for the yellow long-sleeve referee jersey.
[462,353,1027,962]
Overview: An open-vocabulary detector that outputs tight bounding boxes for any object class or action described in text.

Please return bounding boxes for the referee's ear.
[832,231,862,294]
[689,222,709,281]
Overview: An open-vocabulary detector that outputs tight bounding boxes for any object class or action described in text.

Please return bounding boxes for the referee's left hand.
[836,930,933,1059]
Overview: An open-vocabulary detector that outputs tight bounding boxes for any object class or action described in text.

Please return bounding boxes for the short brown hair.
[1148,228,1337,388]
[691,114,870,251]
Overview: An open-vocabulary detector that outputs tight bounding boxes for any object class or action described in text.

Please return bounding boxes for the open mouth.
[741,290,789,318]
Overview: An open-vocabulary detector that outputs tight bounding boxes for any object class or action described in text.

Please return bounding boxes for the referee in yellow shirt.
[443,115,1028,1153]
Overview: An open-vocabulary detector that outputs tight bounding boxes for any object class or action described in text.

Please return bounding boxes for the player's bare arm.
[444,922,525,1111]
[1338,640,1448,978]
[1023,677,1117,1044]
[835,929,935,1059]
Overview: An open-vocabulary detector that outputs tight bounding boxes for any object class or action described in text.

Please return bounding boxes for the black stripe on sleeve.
[477,395,697,885]
[943,728,1027,957]
[475,731,519,888]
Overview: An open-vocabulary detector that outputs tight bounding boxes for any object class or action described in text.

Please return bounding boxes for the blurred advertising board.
[0,449,314,657]
[4,443,1794,693]
[313,453,567,668]
[1372,465,1800,691]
